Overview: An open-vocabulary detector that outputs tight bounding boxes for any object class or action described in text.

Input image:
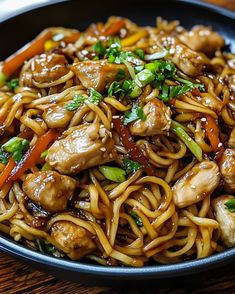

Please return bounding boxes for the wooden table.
[1,1,235,293]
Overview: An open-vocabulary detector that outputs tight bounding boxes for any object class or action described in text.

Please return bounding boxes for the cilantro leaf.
[123,158,142,175]
[225,199,235,212]
[65,94,86,111]
[7,78,19,90]
[129,211,143,227]
[88,88,103,105]
[93,41,106,56]
[123,105,146,125]
[135,48,145,60]
[36,239,57,254]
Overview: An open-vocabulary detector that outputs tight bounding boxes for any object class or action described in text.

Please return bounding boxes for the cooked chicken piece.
[22,171,77,213]
[173,161,220,208]
[129,99,171,136]
[31,53,69,83]
[212,195,235,247]
[171,43,209,77]
[159,36,209,77]
[51,221,96,260]
[46,123,116,175]
[219,148,235,192]
[71,60,128,92]
[179,25,225,56]
[42,104,73,128]
[228,129,235,148]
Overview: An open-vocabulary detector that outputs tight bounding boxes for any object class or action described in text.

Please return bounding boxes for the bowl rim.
[0,0,235,279]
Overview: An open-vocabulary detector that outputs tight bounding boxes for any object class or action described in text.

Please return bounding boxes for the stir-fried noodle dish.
[0,17,235,267]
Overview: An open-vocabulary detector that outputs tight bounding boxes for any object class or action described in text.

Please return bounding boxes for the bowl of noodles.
[0,0,235,285]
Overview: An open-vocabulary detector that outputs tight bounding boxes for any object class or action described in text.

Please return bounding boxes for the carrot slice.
[0,129,58,189]
[103,19,125,36]
[2,29,52,78]
[0,158,16,189]
[203,115,222,152]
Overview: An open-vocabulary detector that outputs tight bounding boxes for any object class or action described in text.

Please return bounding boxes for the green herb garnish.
[129,211,143,227]
[170,120,203,162]
[123,105,146,125]
[225,199,235,213]
[66,88,103,111]
[65,93,86,111]
[123,158,142,175]
[88,88,103,105]
[2,137,29,163]
[7,78,19,90]
[93,41,107,56]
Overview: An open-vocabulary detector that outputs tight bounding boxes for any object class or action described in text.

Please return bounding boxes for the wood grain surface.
[0,1,235,293]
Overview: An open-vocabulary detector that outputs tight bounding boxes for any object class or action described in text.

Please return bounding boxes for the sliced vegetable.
[170,120,203,162]
[121,30,148,47]
[98,166,126,183]
[41,162,52,171]
[65,94,86,111]
[36,239,58,255]
[134,69,155,87]
[93,41,106,56]
[123,158,142,175]
[135,49,145,60]
[2,137,29,163]
[66,88,102,111]
[0,150,8,164]
[0,158,15,189]
[113,117,155,176]
[225,199,235,213]
[129,210,143,226]
[88,88,103,105]
[7,78,19,90]
[174,76,205,92]
[0,29,52,84]
[103,19,125,36]
[144,50,168,61]
[203,115,222,152]
[123,105,146,125]
[40,150,48,159]
[0,129,58,189]
[123,60,135,80]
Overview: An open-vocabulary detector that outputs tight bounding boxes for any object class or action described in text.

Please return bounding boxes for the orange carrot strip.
[103,19,125,36]
[2,29,52,77]
[0,158,16,189]
[204,115,221,152]
[4,129,57,186]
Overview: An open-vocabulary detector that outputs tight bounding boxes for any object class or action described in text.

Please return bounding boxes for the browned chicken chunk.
[71,60,128,92]
[129,99,171,136]
[179,25,225,56]
[173,161,220,208]
[31,53,69,83]
[171,43,209,77]
[159,36,209,77]
[22,171,77,213]
[51,221,96,260]
[212,195,235,247]
[42,104,73,128]
[219,148,235,193]
[46,123,116,175]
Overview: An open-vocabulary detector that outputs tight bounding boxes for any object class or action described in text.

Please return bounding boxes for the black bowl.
[0,0,235,286]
